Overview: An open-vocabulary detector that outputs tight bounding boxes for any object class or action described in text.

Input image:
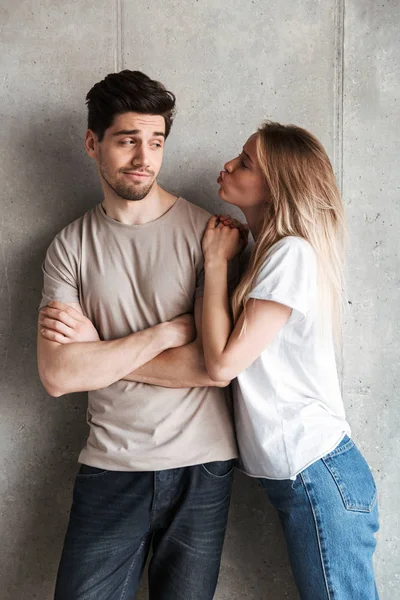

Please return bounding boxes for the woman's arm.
[202,218,291,381]
[123,297,230,387]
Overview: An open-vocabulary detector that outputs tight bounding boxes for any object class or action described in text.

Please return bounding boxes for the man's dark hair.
[86,70,176,141]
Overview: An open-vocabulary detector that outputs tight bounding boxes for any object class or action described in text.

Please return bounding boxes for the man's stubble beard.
[99,161,156,202]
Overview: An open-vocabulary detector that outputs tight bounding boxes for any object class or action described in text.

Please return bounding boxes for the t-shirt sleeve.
[247,238,316,322]
[39,235,80,310]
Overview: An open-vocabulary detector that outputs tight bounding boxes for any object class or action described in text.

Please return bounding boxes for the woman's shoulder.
[266,236,316,263]
[271,235,313,252]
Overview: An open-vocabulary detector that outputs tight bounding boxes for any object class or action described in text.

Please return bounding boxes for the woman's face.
[217,133,269,210]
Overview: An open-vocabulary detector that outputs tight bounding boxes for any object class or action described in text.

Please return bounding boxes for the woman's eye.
[240,160,248,169]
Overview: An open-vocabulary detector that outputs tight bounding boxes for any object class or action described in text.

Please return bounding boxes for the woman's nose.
[224,157,236,172]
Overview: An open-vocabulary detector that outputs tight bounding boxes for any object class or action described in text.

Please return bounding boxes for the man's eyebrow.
[242,149,253,163]
[112,129,165,138]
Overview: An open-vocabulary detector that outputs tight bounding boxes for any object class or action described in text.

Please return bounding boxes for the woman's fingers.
[207,215,234,230]
[207,216,220,230]
[207,215,248,248]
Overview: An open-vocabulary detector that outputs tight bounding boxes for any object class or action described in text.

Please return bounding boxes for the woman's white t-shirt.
[233,236,351,480]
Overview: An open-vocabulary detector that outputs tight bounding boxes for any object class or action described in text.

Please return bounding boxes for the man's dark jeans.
[54,460,235,600]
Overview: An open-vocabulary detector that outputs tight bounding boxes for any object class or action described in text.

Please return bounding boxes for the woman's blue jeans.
[260,435,379,599]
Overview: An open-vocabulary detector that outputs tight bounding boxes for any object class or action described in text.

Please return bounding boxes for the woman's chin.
[218,187,234,205]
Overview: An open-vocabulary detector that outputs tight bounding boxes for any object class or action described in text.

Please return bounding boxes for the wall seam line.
[114,0,123,71]
[333,0,344,195]
[333,0,345,390]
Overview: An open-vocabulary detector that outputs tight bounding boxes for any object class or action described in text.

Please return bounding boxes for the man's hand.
[39,300,100,344]
[165,313,196,348]
[39,301,195,349]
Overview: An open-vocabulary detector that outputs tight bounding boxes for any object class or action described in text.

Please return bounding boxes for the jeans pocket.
[77,464,109,477]
[322,439,377,512]
[201,459,236,479]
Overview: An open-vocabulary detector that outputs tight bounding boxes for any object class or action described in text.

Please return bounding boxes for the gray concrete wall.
[0,1,398,598]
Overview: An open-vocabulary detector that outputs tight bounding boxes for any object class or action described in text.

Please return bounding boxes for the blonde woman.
[202,122,379,599]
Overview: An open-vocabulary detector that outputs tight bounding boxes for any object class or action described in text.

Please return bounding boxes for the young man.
[37,70,237,600]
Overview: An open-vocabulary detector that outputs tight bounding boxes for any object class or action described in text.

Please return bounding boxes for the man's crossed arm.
[37,298,229,397]
[122,298,229,388]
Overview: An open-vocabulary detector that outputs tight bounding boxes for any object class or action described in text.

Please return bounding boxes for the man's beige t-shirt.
[40,197,237,471]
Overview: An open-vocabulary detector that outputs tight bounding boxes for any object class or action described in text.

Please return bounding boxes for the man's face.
[87,112,166,201]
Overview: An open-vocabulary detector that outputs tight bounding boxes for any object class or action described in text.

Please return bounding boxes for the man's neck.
[102,184,178,226]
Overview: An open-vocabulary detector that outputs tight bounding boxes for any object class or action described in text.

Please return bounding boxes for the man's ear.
[85,129,98,158]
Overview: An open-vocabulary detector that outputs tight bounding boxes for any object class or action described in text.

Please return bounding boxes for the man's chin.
[118,181,155,201]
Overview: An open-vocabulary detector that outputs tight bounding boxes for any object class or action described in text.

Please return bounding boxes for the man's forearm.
[123,340,230,388]
[39,323,173,397]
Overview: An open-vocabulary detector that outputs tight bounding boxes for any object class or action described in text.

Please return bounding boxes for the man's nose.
[132,144,150,167]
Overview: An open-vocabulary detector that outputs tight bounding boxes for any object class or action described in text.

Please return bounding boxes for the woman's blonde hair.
[232,121,347,341]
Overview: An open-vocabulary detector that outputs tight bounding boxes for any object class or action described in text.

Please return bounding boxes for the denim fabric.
[54,460,234,600]
[260,436,379,599]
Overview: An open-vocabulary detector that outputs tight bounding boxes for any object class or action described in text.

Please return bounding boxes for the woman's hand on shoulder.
[202,215,249,264]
